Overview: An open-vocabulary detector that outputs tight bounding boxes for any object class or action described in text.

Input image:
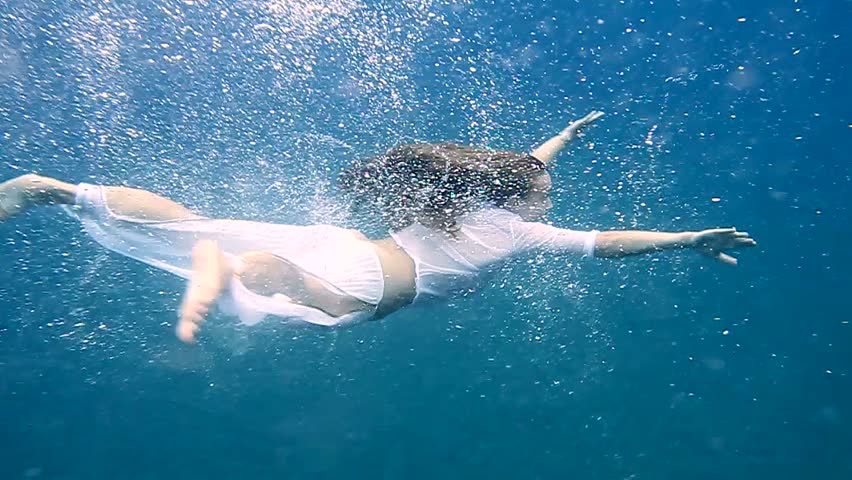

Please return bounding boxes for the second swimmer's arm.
[530,110,604,165]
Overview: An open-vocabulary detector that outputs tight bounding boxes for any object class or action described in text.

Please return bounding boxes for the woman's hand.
[560,110,605,140]
[689,228,757,266]
[530,110,605,164]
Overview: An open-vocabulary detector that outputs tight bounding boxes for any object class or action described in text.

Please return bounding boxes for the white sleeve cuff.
[584,230,599,257]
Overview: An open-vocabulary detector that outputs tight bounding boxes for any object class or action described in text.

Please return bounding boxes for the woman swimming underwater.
[0,111,756,343]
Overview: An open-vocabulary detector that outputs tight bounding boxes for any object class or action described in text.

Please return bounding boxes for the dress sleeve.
[509,219,599,257]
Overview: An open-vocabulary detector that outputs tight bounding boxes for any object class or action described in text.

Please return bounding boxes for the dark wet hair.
[338,142,547,232]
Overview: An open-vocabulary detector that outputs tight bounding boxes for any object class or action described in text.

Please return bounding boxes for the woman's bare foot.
[0,174,76,220]
[177,240,233,343]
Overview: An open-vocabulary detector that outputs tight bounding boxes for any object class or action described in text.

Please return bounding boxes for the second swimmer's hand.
[560,111,605,140]
[688,228,757,266]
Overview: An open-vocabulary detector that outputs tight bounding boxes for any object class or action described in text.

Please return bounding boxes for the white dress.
[70,183,385,327]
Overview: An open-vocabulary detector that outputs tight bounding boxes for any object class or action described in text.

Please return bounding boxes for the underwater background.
[0,0,849,478]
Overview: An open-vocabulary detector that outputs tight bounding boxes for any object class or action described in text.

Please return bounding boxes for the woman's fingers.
[586,111,605,122]
[722,230,756,247]
[694,226,757,265]
[564,111,605,134]
[715,252,738,266]
[698,228,757,248]
[697,246,739,266]
[737,236,757,246]
[578,111,604,126]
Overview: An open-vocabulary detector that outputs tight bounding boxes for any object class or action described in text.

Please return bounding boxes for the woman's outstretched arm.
[594,228,757,266]
[530,110,604,165]
[511,219,757,266]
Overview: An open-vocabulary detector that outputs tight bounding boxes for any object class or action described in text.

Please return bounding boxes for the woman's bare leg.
[0,173,200,221]
[101,185,200,220]
[177,240,233,344]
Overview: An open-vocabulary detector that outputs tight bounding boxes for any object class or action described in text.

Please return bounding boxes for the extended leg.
[0,174,200,221]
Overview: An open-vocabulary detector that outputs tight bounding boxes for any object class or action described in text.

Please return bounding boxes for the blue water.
[1,0,850,478]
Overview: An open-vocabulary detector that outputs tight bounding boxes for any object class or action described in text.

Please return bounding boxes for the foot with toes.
[176,239,233,343]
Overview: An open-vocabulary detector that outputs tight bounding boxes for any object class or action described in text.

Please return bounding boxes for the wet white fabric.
[70,183,383,326]
[391,206,598,301]
[218,275,372,327]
